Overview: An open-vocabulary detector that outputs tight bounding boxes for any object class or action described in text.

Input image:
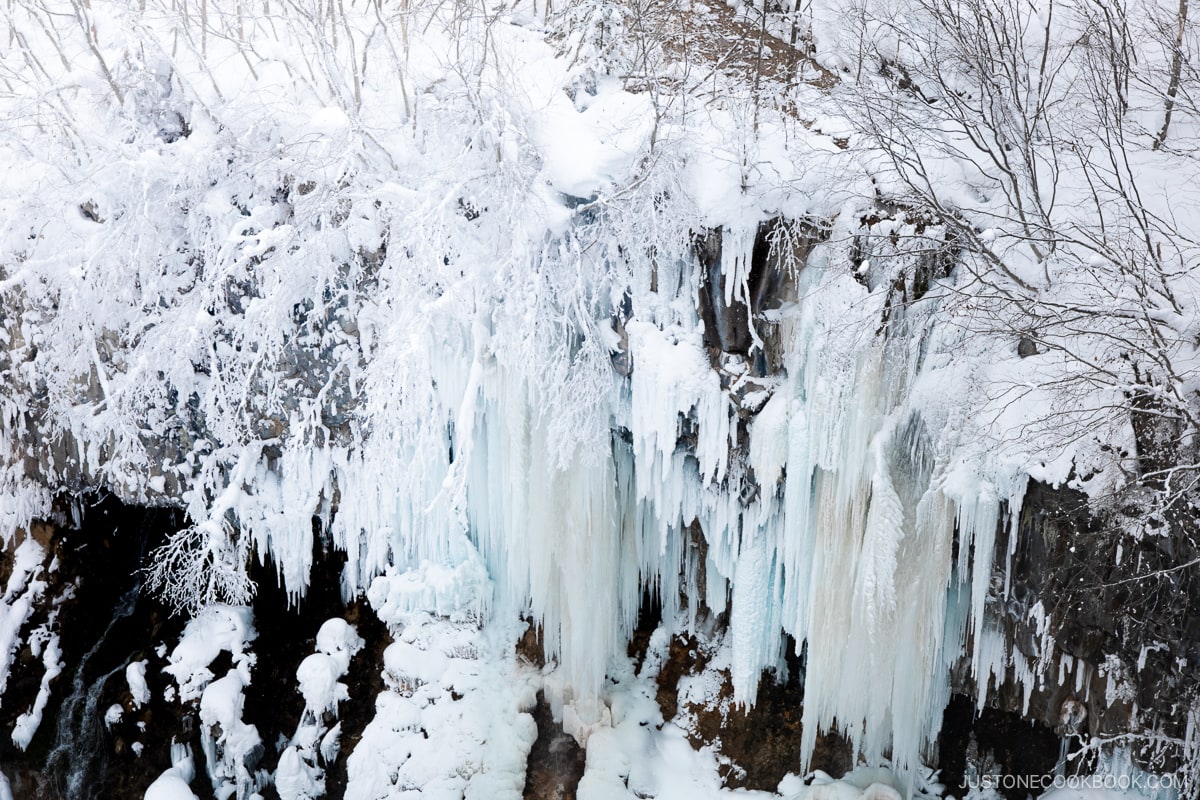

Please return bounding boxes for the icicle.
[719,225,764,351]
[729,522,783,705]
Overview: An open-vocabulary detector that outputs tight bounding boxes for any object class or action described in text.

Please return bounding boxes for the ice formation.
[1,0,1188,791]
[162,605,263,798]
[144,743,201,800]
[1,538,59,751]
[276,618,365,800]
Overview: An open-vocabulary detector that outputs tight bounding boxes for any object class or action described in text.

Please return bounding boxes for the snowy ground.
[136,602,1175,800]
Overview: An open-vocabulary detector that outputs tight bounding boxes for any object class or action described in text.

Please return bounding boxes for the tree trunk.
[1153,0,1189,150]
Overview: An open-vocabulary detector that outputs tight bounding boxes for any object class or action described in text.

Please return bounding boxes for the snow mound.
[164,605,256,702]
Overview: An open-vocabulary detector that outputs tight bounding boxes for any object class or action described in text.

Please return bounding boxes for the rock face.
[522,691,587,800]
[0,498,390,800]
[694,219,820,379]
[683,216,1200,790]
[955,478,1200,782]
[937,695,1062,800]
[0,496,1166,800]
[645,629,854,791]
[0,500,187,800]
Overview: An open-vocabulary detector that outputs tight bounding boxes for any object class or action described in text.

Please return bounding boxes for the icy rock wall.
[0,1,1097,777]
[0,184,1021,775]
[682,226,1022,777]
[6,216,1025,779]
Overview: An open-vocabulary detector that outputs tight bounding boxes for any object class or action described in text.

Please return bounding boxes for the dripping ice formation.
[9,215,1042,778]
[0,0,1159,785]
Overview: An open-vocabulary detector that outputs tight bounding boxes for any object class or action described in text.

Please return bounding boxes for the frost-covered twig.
[144,446,262,614]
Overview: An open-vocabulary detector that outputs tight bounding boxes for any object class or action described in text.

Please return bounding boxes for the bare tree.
[839,0,1200,783]
[1154,0,1191,149]
[845,0,1200,437]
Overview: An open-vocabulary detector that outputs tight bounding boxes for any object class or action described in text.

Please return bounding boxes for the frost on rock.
[163,605,263,799]
[127,660,152,708]
[144,742,201,800]
[276,618,365,800]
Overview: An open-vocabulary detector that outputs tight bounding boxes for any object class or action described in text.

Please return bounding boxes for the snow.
[198,672,250,735]
[0,539,46,701]
[296,654,348,718]
[345,614,539,800]
[104,704,124,728]
[779,770,925,800]
[275,745,323,800]
[566,625,949,800]
[277,618,364,799]
[198,670,263,799]
[367,555,491,626]
[749,391,790,491]
[145,773,200,800]
[11,628,62,750]
[163,605,256,702]
[127,659,151,708]
[1,537,62,751]
[531,68,655,198]
[144,742,200,800]
[159,604,261,798]
[314,619,365,670]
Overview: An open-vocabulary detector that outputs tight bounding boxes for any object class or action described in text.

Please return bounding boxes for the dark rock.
[523,691,587,800]
[695,227,751,356]
[959,476,1200,776]
[1,497,189,800]
[244,534,390,800]
[518,620,548,669]
[694,219,821,374]
[937,694,1062,800]
[0,499,394,800]
[654,627,851,791]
